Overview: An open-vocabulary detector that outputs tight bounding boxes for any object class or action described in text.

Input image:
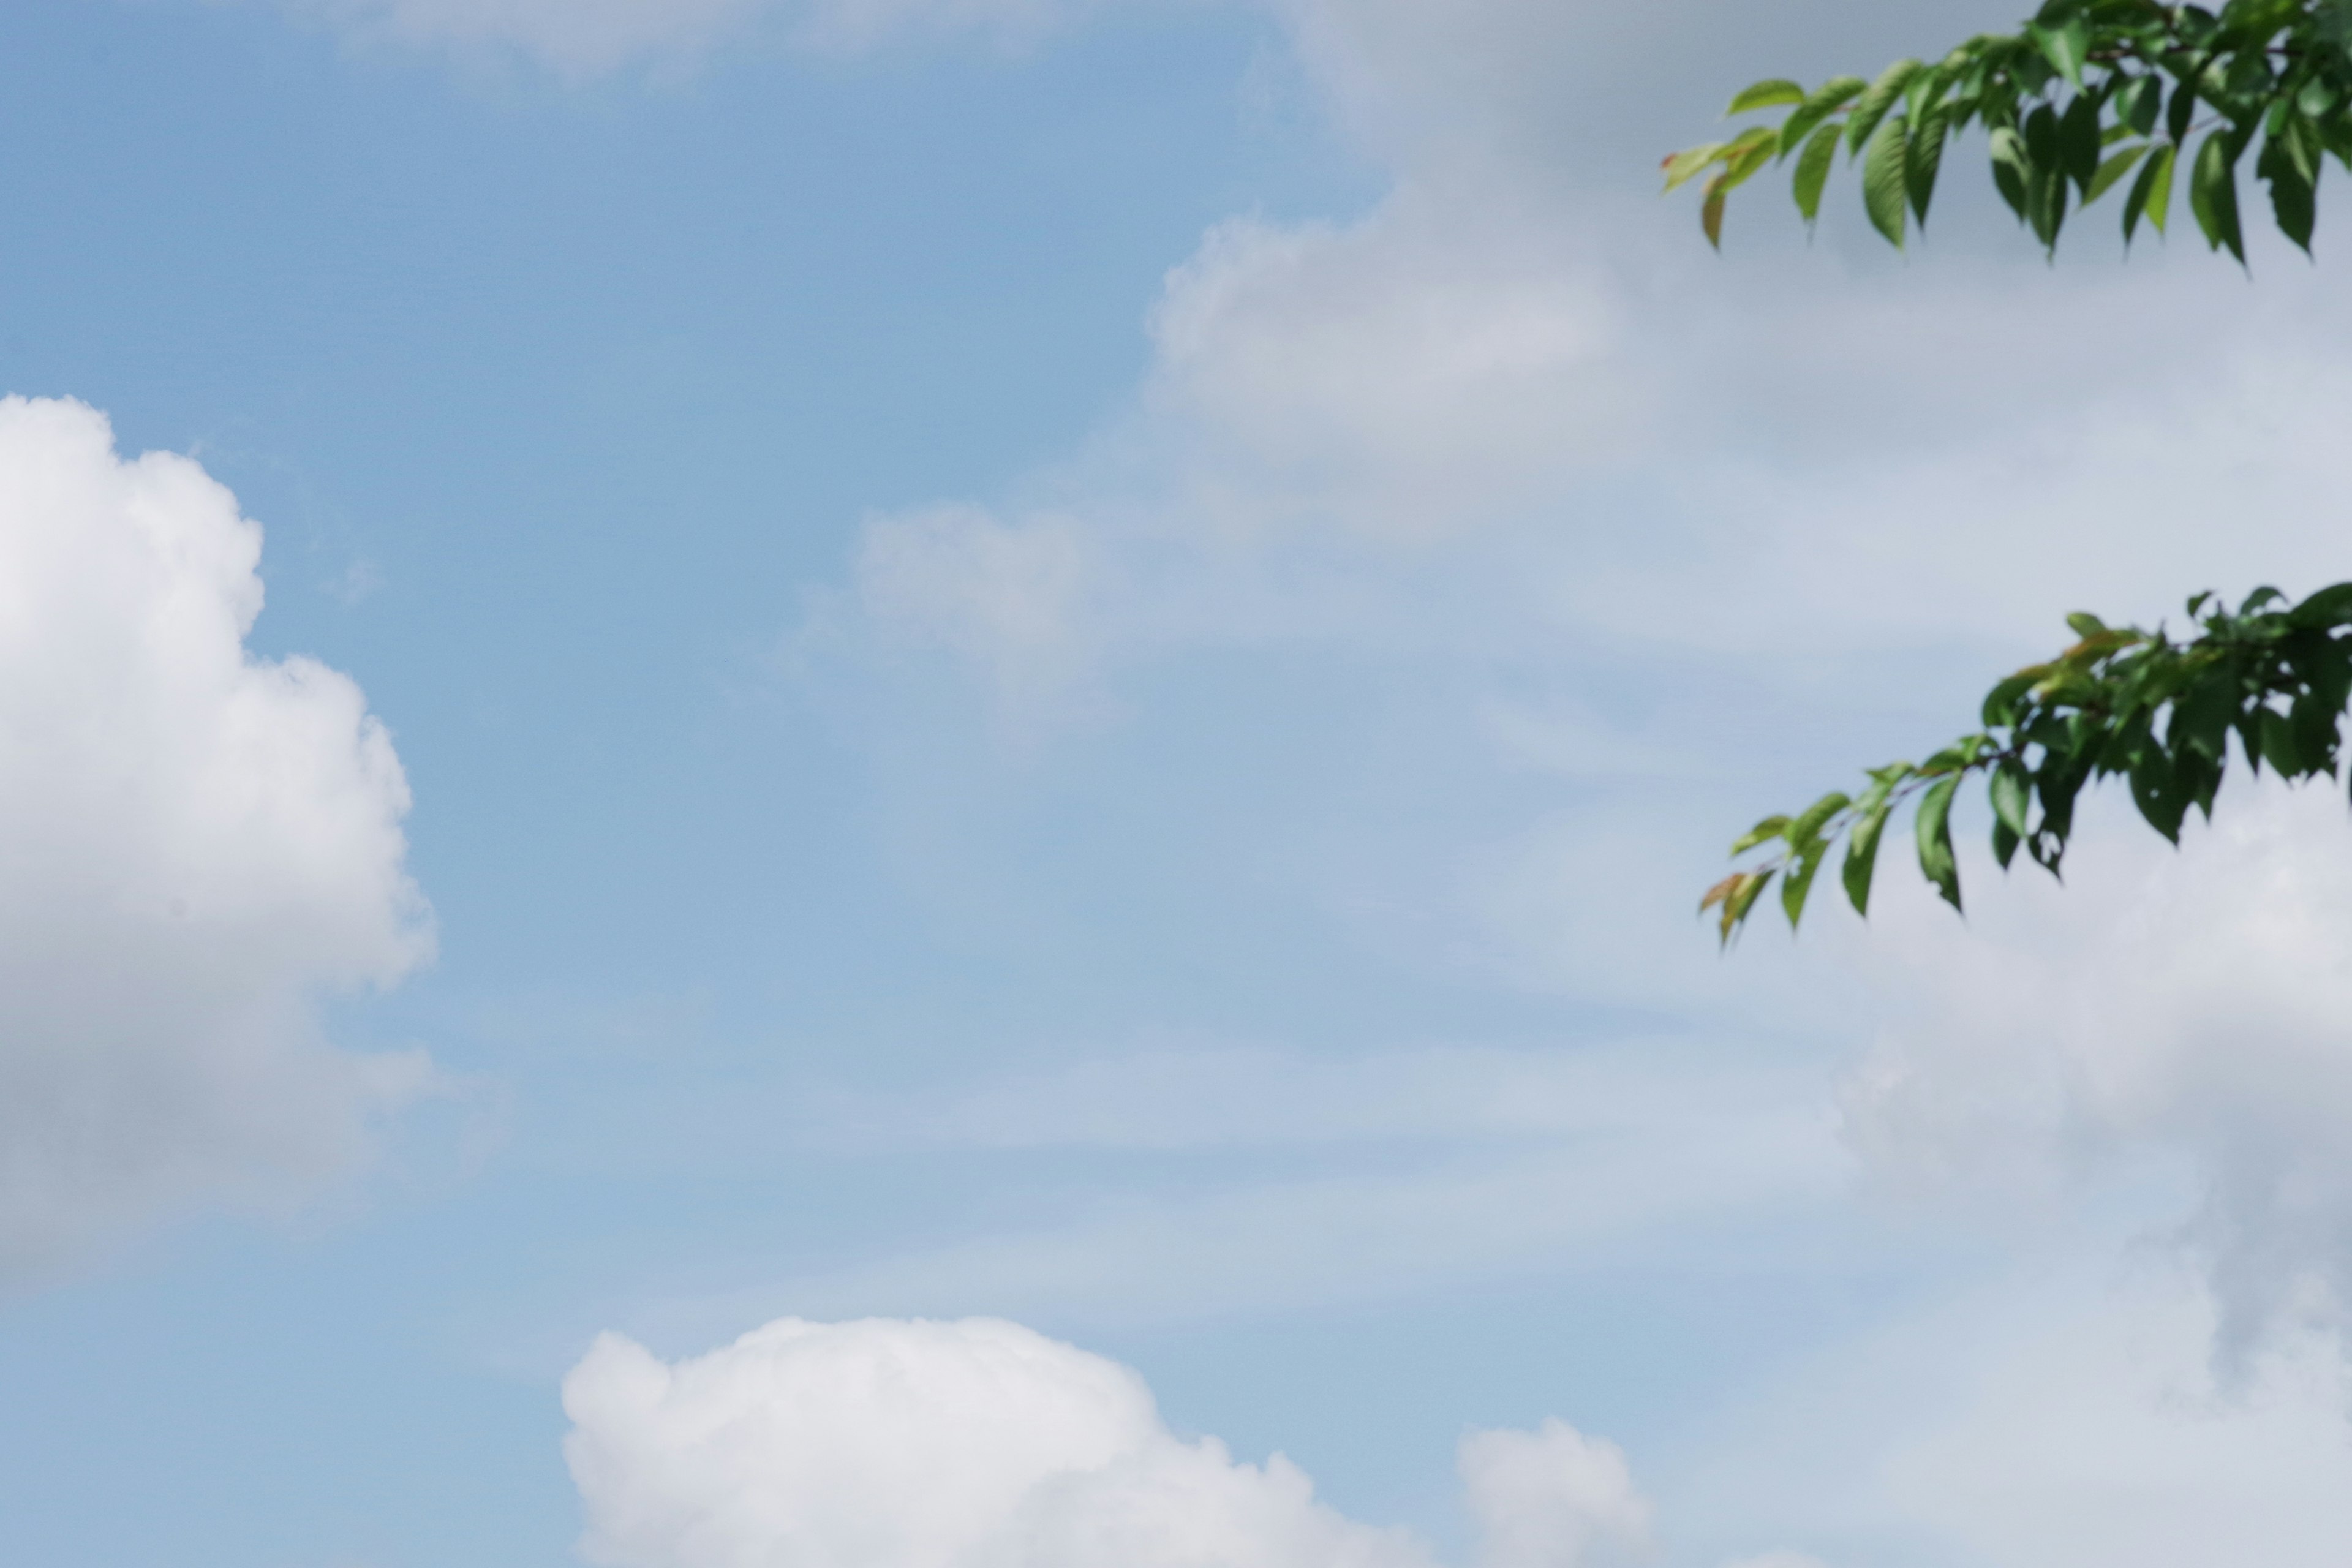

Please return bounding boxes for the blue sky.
[10,3,2352,1567]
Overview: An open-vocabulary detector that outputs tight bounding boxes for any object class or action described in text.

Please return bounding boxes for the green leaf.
[1662,143,1725,192]
[2260,706,2301,774]
[1991,127,2033,220]
[1843,793,1896,916]
[1788,790,1853,850]
[1714,128,1781,194]
[2029,162,2071,250]
[1731,815,1792,856]
[2125,140,2177,239]
[1724,867,1776,944]
[1727,78,1807,115]
[1782,841,1829,929]
[2088,142,2152,204]
[1864,115,1912,246]
[2118,72,2163,137]
[2260,130,2317,252]
[1847,59,1923,155]
[1779,75,1869,158]
[2288,582,2352,628]
[1702,181,1728,248]
[2059,92,2103,192]
[1989,759,2032,842]
[1793,119,1844,222]
[1907,105,1949,222]
[2027,15,2092,87]
[2192,128,2247,261]
[1915,772,1964,911]
[2168,75,2199,145]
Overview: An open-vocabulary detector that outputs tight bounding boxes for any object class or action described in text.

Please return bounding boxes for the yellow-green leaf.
[1727,78,1807,115]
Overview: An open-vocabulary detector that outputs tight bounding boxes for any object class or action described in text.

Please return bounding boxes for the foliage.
[1664,1,2352,260]
[1703,582,2352,944]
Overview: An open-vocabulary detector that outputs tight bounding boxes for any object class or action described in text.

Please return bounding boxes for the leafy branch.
[1703,582,2352,944]
[1665,0,2352,260]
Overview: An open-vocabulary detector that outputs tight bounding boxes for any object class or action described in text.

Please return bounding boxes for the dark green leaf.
[2059,91,2103,191]
[2168,75,2199,145]
[1991,127,2034,219]
[2288,582,2352,628]
[2191,129,2246,260]
[1907,105,1950,222]
[2262,145,2316,252]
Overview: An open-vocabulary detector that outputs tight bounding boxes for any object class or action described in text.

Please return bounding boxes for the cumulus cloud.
[0,396,431,1281]
[565,1315,1689,1568]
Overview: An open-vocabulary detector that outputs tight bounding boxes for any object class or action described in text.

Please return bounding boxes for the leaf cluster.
[1664,0,2352,259]
[1703,581,2352,944]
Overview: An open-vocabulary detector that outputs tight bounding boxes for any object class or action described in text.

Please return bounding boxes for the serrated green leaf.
[1907,105,1949,222]
[1779,75,1869,159]
[1793,119,1844,222]
[1727,78,1807,115]
[1848,59,1923,155]
[1864,115,1911,246]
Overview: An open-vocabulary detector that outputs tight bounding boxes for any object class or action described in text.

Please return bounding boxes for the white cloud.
[277,0,763,75]
[272,0,1112,74]
[854,503,1106,714]
[0,396,431,1281]
[1840,776,2352,1382]
[565,1314,1692,1568]
[1461,1419,1650,1568]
